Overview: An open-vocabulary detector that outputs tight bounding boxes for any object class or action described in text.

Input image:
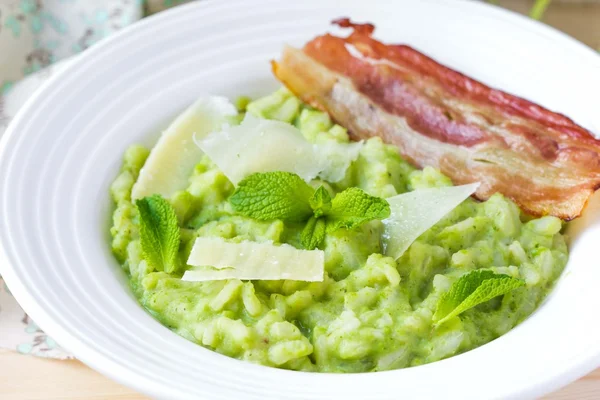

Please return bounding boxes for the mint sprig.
[230,172,390,250]
[229,172,315,222]
[434,270,525,326]
[136,195,180,273]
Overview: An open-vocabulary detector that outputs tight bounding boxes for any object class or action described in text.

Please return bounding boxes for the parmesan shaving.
[131,97,237,200]
[383,183,480,260]
[184,237,324,282]
[196,113,362,185]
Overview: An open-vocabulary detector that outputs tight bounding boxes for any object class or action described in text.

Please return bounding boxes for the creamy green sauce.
[110,89,568,372]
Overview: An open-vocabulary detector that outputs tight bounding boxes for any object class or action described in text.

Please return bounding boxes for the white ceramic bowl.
[1,1,600,399]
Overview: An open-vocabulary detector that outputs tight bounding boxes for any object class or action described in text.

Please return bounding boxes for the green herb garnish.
[230,172,390,250]
[309,185,332,218]
[136,195,180,273]
[228,172,314,222]
[325,187,390,232]
[301,216,327,250]
[434,270,525,326]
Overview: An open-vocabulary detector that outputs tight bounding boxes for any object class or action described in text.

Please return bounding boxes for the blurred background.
[0,0,598,98]
[502,0,599,48]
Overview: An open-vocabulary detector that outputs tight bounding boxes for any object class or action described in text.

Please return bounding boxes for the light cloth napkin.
[0,0,190,359]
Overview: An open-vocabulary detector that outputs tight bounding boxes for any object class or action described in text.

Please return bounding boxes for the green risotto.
[110,89,568,372]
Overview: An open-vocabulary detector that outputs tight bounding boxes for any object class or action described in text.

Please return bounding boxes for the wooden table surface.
[1,1,598,399]
[1,348,599,400]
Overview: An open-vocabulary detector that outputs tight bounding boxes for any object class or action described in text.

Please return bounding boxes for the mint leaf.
[434,270,525,326]
[325,187,390,232]
[301,216,326,250]
[310,186,332,218]
[230,172,315,222]
[136,195,180,273]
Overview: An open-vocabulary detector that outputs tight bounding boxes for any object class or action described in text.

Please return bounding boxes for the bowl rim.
[1,0,600,399]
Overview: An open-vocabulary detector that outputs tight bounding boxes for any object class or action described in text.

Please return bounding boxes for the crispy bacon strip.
[273,19,600,220]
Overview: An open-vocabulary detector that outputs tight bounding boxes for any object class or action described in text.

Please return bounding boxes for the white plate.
[1,0,600,399]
